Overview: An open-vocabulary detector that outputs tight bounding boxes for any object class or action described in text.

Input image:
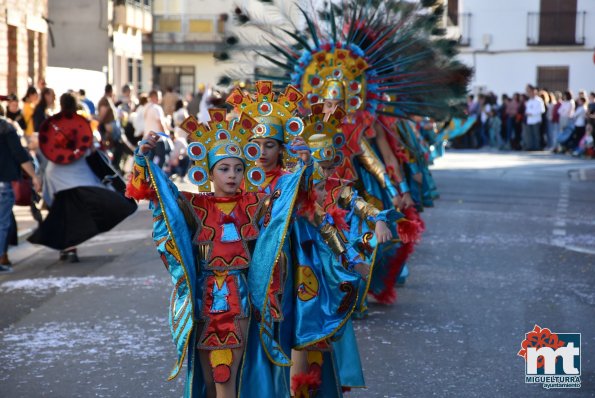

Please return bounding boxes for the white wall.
[457,0,595,95]
[459,51,593,96]
[46,67,107,106]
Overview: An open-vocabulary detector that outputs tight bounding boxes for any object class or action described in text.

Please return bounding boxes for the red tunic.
[181,192,267,350]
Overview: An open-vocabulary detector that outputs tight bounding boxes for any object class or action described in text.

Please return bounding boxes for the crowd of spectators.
[458,85,594,158]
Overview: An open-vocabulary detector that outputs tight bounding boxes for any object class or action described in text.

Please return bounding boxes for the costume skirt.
[28,186,137,250]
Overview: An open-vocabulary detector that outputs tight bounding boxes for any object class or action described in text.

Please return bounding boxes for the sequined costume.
[226,84,365,397]
[126,108,314,397]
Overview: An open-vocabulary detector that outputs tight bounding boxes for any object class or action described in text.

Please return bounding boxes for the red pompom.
[291,369,322,395]
[213,364,231,383]
[296,190,318,221]
[370,241,414,304]
[125,174,156,201]
[328,206,350,232]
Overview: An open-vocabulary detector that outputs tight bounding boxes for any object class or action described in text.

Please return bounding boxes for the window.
[157,19,181,33]
[137,59,143,92]
[538,0,577,45]
[448,0,459,26]
[28,30,36,84]
[38,33,45,83]
[127,58,134,86]
[537,66,569,92]
[156,66,195,96]
[7,26,17,95]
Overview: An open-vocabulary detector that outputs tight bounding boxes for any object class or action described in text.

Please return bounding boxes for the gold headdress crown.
[302,48,368,113]
[180,109,265,192]
[301,103,346,166]
[227,81,307,166]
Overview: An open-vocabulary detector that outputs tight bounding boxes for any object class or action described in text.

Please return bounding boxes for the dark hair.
[138,94,148,106]
[79,89,86,96]
[105,84,113,94]
[22,86,38,102]
[60,93,78,115]
[148,90,159,98]
[122,84,131,94]
[563,91,573,101]
[34,87,55,113]
[175,99,184,111]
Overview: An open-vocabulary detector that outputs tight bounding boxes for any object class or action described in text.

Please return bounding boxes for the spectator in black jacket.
[0,117,41,271]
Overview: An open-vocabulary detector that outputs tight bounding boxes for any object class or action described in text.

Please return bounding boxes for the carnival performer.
[225,82,368,397]
[229,0,470,301]
[126,104,366,398]
[287,106,424,397]
[28,93,137,262]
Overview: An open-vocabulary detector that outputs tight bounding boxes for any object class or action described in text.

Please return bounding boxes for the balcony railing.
[115,0,151,10]
[527,12,585,46]
[152,14,226,44]
[114,0,152,33]
[457,13,471,46]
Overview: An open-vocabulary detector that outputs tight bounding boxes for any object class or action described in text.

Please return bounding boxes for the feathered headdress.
[223,0,471,121]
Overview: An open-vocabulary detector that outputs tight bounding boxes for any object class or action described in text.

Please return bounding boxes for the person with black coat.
[0,117,41,271]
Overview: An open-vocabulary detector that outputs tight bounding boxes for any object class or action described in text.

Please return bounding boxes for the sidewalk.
[8,205,47,265]
[13,205,43,241]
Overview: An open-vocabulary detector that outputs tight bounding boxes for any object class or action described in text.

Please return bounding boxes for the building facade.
[48,0,152,101]
[447,0,595,96]
[143,0,308,96]
[0,0,48,97]
[143,0,234,96]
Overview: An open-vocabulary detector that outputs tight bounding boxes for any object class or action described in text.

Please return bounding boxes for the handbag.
[11,176,32,206]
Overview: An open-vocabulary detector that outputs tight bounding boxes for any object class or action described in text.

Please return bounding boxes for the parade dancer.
[230,0,470,300]
[127,105,365,397]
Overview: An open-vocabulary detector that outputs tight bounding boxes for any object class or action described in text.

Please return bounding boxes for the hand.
[374,220,393,243]
[412,172,423,184]
[291,137,311,164]
[353,262,370,280]
[139,131,159,154]
[31,175,42,193]
[391,194,401,208]
[399,192,415,209]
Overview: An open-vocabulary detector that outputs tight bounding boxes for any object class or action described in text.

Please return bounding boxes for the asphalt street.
[0,150,593,398]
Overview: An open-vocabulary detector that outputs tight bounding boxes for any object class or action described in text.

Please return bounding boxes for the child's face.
[314,181,327,206]
[253,138,282,171]
[210,158,244,196]
[318,161,336,178]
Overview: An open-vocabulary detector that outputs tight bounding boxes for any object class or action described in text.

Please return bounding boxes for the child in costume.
[128,101,368,397]
[288,108,403,397]
[127,107,317,398]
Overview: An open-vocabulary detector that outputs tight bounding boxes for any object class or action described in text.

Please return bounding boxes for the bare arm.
[21,161,41,192]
